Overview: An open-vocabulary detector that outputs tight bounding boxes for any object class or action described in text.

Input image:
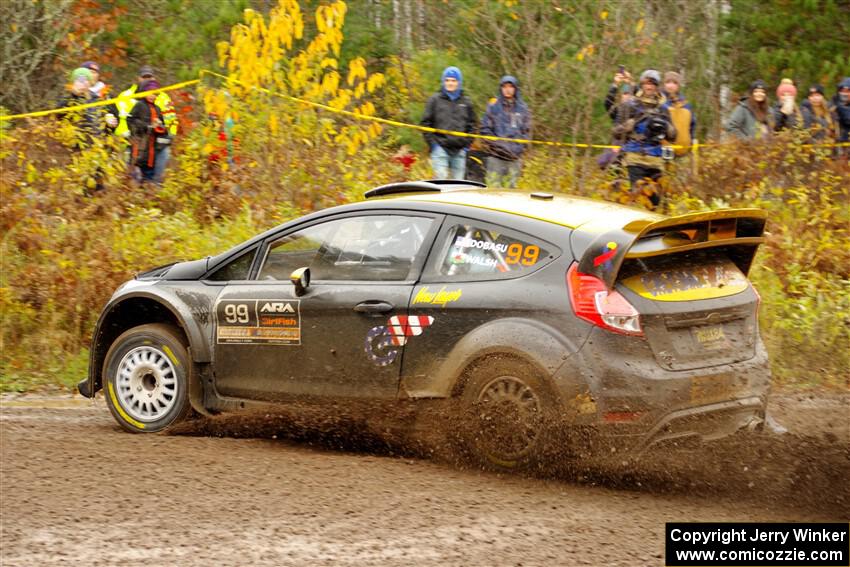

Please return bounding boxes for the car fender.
[401,317,583,399]
[83,282,215,399]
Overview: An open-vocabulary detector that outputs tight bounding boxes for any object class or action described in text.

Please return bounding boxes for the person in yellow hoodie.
[109,65,178,182]
[661,71,695,157]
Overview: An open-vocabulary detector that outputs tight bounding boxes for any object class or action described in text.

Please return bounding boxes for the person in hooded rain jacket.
[420,66,477,180]
[725,80,774,140]
[480,75,531,188]
[128,80,171,183]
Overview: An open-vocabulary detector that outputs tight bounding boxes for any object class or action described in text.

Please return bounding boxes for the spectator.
[80,61,118,130]
[613,69,676,208]
[128,80,171,184]
[772,78,803,132]
[801,84,835,143]
[662,71,696,156]
[725,80,773,140]
[830,77,850,157]
[480,75,531,188]
[420,66,477,179]
[56,67,105,143]
[599,70,634,170]
[604,68,634,122]
[113,65,178,182]
[80,61,108,99]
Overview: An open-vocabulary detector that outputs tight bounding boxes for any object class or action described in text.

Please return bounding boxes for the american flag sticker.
[386,315,435,346]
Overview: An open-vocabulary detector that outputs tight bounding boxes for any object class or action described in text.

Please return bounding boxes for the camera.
[646,115,669,142]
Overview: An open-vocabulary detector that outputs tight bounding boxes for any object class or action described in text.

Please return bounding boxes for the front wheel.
[103,323,192,433]
[459,357,557,470]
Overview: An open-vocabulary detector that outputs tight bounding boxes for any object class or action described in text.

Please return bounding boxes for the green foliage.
[722,0,849,95]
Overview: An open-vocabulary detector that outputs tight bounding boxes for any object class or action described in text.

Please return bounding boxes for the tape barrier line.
[198,70,622,150]
[0,79,201,121]
[3,68,848,152]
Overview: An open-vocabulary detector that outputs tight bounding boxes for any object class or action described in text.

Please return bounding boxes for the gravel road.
[1,392,847,566]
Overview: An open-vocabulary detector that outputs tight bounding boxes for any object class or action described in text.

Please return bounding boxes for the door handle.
[353,301,394,313]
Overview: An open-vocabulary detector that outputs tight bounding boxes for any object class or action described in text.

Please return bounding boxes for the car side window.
[258,215,434,282]
[430,222,553,281]
[206,248,257,281]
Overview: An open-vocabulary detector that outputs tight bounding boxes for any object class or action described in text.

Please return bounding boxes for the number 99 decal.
[505,243,540,266]
[224,303,250,324]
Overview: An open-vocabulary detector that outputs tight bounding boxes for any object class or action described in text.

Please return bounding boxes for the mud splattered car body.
[80,180,771,467]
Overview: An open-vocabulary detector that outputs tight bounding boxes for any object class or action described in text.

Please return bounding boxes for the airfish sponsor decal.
[215,299,301,345]
[365,315,435,366]
[413,286,463,307]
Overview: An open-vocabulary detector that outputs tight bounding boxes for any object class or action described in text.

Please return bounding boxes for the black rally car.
[80,180,771,468]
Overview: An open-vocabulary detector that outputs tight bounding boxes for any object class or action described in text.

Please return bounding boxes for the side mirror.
[290,267,310,296]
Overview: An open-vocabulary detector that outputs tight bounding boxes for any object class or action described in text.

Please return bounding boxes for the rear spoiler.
[577,209,768,289]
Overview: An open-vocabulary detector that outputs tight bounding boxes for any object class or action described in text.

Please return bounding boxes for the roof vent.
[365,179,486,199]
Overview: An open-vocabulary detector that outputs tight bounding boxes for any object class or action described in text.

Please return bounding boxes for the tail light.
[567,263,643,336]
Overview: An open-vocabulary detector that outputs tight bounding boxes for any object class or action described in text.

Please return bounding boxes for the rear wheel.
[103,324,192,433]
[459,357,557,470]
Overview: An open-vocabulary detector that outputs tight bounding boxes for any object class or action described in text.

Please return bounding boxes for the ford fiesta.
[79,180,772,468]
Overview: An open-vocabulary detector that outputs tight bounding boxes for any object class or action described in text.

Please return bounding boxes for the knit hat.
[838,77,850,91]
[776,78,797,98]
[69,67,95,84]
[749,79,767,93]
[808,84,825,96]
[139,80,161,92]
[639,69,661,85]
[138,65,155,78]
[80,61,100,73]
[441,66,462,83]
[664,71,682,85]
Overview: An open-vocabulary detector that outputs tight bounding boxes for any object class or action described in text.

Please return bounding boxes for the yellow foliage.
[211,0,385,156]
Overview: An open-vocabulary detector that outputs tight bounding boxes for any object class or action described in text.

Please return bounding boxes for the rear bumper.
[551,327,771,452]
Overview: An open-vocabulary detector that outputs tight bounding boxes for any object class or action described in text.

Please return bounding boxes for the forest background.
[1,0,848,391]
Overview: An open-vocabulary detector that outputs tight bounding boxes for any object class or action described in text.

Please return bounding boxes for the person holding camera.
[613,69,676,208]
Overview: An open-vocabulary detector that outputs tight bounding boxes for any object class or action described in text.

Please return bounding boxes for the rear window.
[426,221,555,281]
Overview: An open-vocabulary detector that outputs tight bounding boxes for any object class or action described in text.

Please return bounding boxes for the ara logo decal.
[593,241,618,267]
[260,302,296,313]
[365,315,435,366]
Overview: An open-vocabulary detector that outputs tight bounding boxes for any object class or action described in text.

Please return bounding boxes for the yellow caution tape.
[198,70,621,149]
[0,78,200,121]
[3,68,849,152]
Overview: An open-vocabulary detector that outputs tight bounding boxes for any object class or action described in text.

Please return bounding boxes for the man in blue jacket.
[480,75,531,188]
[420,67,477,179]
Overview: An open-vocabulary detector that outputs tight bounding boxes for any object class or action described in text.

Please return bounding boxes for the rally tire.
[103,323,192,433]
[459,357,558,471]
